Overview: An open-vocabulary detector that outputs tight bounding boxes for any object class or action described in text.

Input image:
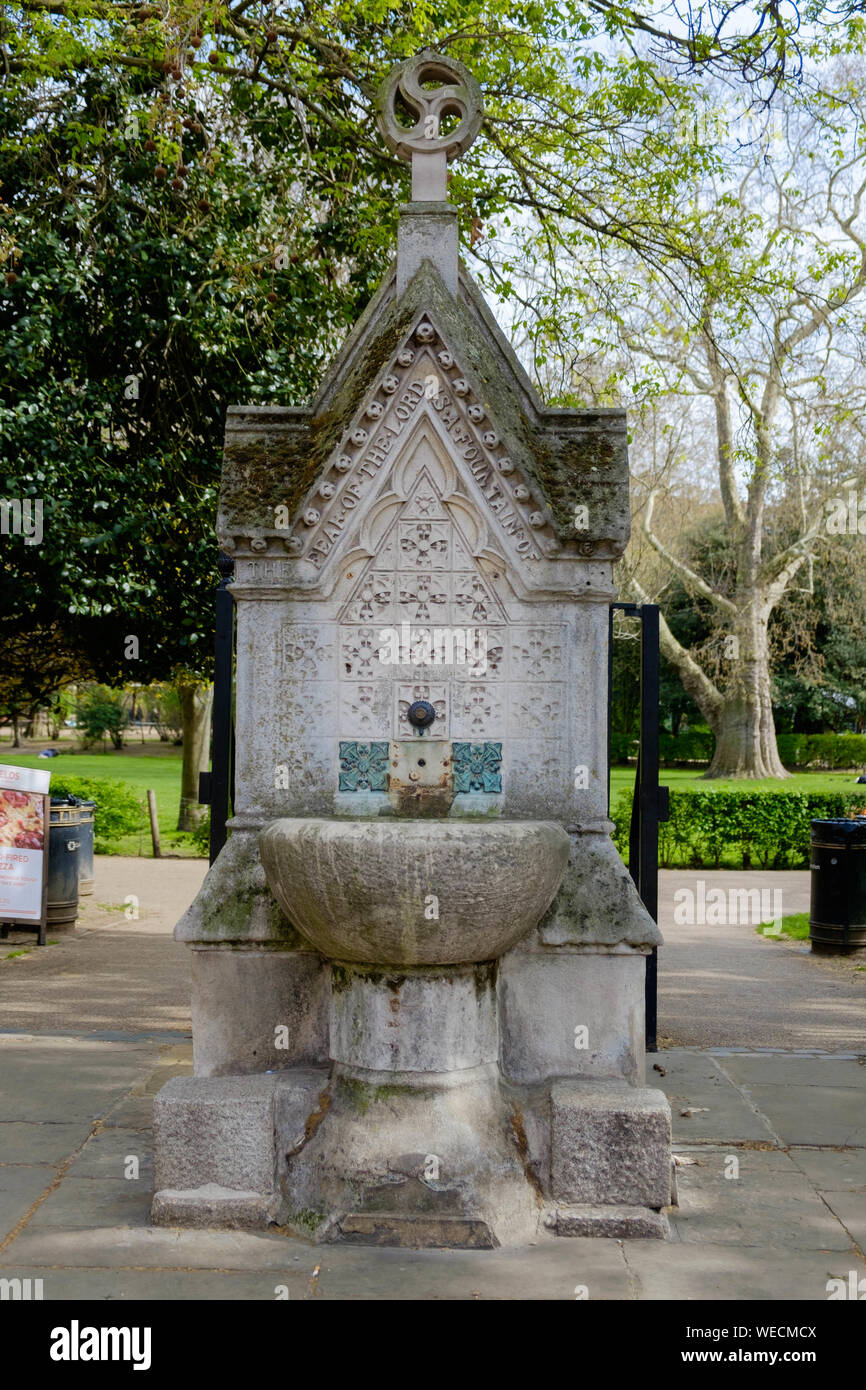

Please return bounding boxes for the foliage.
[75,684,128,749]
[147,682,184,743]
[48,775,142,850]
[613,787,866,869]
[777,733,866,771]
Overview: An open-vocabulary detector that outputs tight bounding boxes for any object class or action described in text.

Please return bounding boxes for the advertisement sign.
[0,765,50,924]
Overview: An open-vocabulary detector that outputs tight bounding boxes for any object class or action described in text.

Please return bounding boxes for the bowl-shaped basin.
[259,818,569,965]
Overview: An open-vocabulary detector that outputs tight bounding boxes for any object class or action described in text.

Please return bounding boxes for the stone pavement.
[0,857,864,1299]
[0,1036,863,1299]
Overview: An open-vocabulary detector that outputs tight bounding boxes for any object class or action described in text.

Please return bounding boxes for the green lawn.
[609,766,860,805]
[756,912,810,941]
[0,745,197,857]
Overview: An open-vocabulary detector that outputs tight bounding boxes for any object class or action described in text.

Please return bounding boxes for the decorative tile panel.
[340,627,383,679]
[453,742,502,794]
[398,520,450,568]
[338,741,390,792]
[509,682,566,731]
[450,683,506,739]
[339,683,391,738]
[281,624,337,680]
[509,626,567,681]
[396,683,448,736]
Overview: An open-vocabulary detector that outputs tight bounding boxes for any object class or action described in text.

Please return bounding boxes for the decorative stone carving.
[453,741,502,793]
[338,741,390,792]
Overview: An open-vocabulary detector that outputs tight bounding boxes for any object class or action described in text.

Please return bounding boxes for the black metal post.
[208,552,235,865]
[639,605,660,1052]
[609,602,667,1052]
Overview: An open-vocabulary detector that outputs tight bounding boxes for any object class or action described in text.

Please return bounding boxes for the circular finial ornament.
[375,50,483,165]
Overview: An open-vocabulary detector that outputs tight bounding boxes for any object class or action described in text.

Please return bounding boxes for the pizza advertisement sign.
[0,765,50,924]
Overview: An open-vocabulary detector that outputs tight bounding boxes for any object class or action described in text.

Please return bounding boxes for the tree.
[504,70,866,777]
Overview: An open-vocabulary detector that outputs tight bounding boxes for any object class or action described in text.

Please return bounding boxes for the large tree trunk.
[704,603,789,779]
[177,681,214,831]
[705,661,788,777]
[11,713,20,748]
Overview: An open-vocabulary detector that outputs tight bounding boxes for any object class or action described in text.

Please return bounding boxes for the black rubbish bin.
[76,799,96,896]
[809,817,866,954]
[47,799,81,934]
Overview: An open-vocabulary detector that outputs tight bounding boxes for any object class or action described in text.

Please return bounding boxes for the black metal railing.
[608,602,670,1052]
[198,551,236,865]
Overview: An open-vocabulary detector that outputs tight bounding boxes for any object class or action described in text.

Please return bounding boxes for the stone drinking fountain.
[152,51,672,1247]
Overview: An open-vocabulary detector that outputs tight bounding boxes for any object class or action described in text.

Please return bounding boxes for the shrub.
[76,684,128,749]
[776,732,866,770]
[49,776,141,852]
[612,787,866,870]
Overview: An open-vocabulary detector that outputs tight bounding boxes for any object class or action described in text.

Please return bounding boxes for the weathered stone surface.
[260,818,569,965]
[539,828,663,948]
[190,946,329,1077]
[329,964,498,1072]
[548,1204,670,1239]
[336,1213,496,1248]
[281,1065,541,1247]
[152,1071,329,1230]
[550,1081,672,1208]
[499,951,645,1084]
[153,1075,280,1195]
[175,830,302,944]
[151,1185,282,1231]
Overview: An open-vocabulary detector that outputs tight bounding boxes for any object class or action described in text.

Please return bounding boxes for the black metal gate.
[608,603,669,1052]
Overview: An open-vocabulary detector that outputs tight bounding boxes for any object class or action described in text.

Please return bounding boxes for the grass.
[609,767,862,803]
[756,912,810,942]
[0,745,199,858]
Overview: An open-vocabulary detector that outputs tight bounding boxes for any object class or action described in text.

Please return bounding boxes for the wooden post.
[147,789,161,859]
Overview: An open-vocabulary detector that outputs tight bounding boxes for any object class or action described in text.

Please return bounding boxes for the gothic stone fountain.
[152,51,672,1247]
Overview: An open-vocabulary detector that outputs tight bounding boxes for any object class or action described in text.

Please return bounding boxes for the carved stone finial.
[375,49,483,202]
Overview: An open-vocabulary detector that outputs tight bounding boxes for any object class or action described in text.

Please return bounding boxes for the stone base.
[151,1068,328,1230]
[152,1184,283,1230]
[335,1213,497,1249]
[546,1204,670,1239]
[282,1063,541,1248]
[550,1080,672,1209]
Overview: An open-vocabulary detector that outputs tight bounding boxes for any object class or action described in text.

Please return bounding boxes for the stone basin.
[259,818,570,965]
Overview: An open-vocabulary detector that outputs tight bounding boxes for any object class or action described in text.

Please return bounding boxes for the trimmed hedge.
[612,788,866,869]
[776,733,866,770]
[612,729,866,770]
[49,777,142,852]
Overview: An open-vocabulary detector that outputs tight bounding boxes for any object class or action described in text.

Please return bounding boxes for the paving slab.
[306,1238,631,1301]
[788,1148,866,1190]
[0,1165,55,1242]
[669,1148,852,1250]
[621,1240,866,1301]
[25,1176,155,1232]
[649,1050,779,1145]
[0,1224,318,1271]
[0,1267,315,1300]
[818,1191,866,1248]
[738,1086,866,1148]
[66,1128,153,1181]
[0,1121,92,1165]
[714,1054,866,1089]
